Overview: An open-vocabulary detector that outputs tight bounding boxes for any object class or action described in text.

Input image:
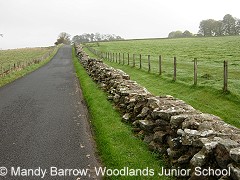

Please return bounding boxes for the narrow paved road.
[0,45,101,179]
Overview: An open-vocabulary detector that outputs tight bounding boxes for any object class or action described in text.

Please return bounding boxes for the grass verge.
[72,48,171,180]
[83,47,240,129]
[0,47,60,88]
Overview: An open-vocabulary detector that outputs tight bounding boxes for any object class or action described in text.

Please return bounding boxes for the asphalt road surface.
[0,45,101,179]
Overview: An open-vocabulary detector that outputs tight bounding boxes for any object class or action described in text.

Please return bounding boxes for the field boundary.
[0,46,58,78]
[85,45,232,93]
[0,45,60,88]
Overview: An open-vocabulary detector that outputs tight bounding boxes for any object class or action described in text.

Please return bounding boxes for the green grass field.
[83,37,240,128]
[0,47,55,69]
[0,46,58,87]
[86,36,240,96]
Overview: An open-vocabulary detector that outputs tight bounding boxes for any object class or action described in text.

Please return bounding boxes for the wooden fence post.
[139,54,142,69]
[159,55,162,75]
[173,57,177,81]
[194,58,198,85]
[148,55,151,72]
[127,53,130,65]
[123,53,125,65]
[116,53,118,63]
[133,54,135,67]
[223,60,228,92]
[119,53,121,64]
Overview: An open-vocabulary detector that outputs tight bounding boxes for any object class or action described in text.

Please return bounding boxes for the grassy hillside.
[0,46,58,87]
[83,37,240,128]
[87,36,240,96]
[0,47,54,69]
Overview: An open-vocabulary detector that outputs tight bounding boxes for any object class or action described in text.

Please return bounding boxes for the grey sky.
[1,0,240,49]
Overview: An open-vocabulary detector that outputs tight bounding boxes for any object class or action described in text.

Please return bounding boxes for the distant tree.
[72,33,124,43]
[198,20,208,36]
[199,19,216,36]
[236,18,240,35]
[182,30,193,37]
[168,31,183,38]
[90,33,95,42]
[72,35,80,44]
[168,30,193,38]
[55,32,71,45]
[72,34,90,44]
[109,34,118,41]
[84,33,91,42]
[213,20,224,36]
[198,14,240,37]
[222,14,236,35]
[94,33,102,41]
[116,35,123,40]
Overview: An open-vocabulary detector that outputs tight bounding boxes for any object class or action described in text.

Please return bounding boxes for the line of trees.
[72,33,124,44]
[54,32,124,46]
[168,30,194,38]
[198,14,240,36]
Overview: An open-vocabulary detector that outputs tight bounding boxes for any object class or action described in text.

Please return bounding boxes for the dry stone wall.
[75,45,240,180]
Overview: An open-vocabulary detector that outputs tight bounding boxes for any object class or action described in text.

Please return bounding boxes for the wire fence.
[0,47,57,78]
[85,45,240,94]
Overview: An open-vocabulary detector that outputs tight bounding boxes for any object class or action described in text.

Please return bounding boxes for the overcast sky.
[1,0,240,49]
